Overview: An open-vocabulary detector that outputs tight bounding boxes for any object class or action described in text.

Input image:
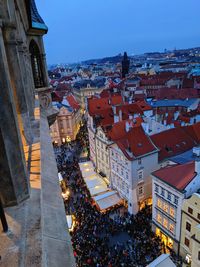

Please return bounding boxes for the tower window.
[29,40,44,88]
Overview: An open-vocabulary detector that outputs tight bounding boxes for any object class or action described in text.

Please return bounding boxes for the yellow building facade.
[50,101,82,145]
[180,193,200,266]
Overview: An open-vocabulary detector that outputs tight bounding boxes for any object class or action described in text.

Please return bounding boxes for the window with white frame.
[157,213,162,224]
[167,192,172,201]
[157,198,162,209]
[138,186,144,195]
[174,196,179,205]
[163,202,169,213]
[169,223,174,234]
[138,158,142,165]
[122,181,125,191]
[163,218,168,229]
[126,185,129,194]
[138,170,143,181]
[170,207,175,218]
[112,162,115,170]
[155,184,159,193]
[161,187,165,197]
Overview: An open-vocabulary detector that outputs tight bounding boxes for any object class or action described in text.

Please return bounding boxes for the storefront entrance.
[156,228,173,253]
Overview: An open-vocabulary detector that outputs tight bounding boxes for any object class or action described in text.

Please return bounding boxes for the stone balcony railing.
[36,87,59,126]
[0,90,75,267]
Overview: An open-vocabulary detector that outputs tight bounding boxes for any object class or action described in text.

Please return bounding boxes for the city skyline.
[36,0,200,64]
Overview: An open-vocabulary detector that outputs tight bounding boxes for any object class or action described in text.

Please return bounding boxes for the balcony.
[0,89,75,267]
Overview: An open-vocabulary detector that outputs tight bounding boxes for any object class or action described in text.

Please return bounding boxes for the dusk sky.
[36,0,200,64]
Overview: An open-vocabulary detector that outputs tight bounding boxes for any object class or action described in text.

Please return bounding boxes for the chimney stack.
[193,147,200,174]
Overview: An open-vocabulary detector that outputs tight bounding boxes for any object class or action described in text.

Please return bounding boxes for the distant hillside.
[82,54,123,65]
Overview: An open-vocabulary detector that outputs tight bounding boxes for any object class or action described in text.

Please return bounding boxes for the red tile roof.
[66,94,80,110]
[182,122,200,143]
[111,95,123,105]
[152,161,195,191]
[116,103,143,116]
[106,118,143,141]
[154,88,199,100]
[151,127,197,161]
[100,89,110,98]
[116,126,157,160]
[88,95,123,116]
[135,100,152,111]
[140,78,167,86]
[56,83,71,91]
[182,78,194,88]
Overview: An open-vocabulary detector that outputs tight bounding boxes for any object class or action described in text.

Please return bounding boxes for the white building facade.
[152,159,200,254]
[110,140,159,214]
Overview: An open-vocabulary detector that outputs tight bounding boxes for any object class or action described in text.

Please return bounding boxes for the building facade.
[152,159,200,254]
[110,139,158,214]
[50,95,82,145]
[180,193,200,265]
[73,84,105,110]
[95,127,111,182]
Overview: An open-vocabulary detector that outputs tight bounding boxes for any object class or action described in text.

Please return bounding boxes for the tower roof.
[29,0,48,32]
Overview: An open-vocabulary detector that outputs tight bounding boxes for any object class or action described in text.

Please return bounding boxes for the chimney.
[119,109,122,121]
[114,114,119,123]
[112,105,116,115]
[193,147,200,173]
[129,114,133,120]
[125,121,130,132]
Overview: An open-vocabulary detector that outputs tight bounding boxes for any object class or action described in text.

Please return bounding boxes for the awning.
[90,185,109,197]
[81,170,96,178]
[94,191,122,210]
[79,161,122,210]
[79,161,94,171]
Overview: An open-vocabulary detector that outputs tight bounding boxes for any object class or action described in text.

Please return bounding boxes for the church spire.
[121,51,130,78]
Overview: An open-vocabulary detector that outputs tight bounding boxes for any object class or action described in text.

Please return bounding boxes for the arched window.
[29,40,44,88]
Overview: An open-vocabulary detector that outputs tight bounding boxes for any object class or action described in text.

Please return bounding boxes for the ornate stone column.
[3,22,33,144]
[17,41,35,120]
[0,20,29,206]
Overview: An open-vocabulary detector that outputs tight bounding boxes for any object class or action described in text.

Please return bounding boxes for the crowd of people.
[54,121,181,267]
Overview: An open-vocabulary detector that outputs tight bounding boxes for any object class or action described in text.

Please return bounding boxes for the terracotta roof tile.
[66,94,80,110]
[116,126,157,160]
[151,127,197,161]
[182,122,200,143]
[106,118,143,141]
[152,161,195,191]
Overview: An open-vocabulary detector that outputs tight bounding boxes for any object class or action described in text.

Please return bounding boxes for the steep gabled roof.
[151,127,197,161]
[106,118,143,141]
[29,0,48,32]
[152,161,195,191]
[182,122,200,143]
[116,126,158,160]
[66,94,80,110]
